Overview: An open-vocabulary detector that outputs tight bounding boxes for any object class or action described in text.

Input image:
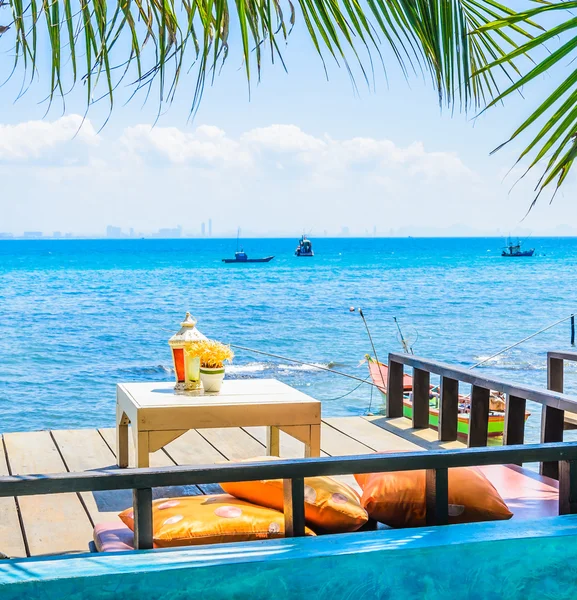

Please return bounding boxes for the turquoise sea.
[2,237,577,440]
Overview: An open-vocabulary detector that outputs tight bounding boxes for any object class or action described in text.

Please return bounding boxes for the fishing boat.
[222,229,274,263]
[222,251,274,263]
[295,235,314,257]
[367,359,530,440]
[502,238,534,257]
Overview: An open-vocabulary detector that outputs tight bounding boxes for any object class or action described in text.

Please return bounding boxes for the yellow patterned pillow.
[221,459,368,533]
[119,494,315,548]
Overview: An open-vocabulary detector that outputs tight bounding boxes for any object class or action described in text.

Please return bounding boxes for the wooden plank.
[99,428,202,499]
[412,368,430,429]
[324,417,419,452]
[468,385,490,448]
[52,429,124,523]
[5,440,577,496]
[425,468,449,526]
[283,478,305,537]
[365,416,465,451]
[3,431,93,556]
[549,351,577,362]
[267,426,280,456]
[559,460,577,515]
[99,428,175,469]
[564,412,577,430]
[116,404,129,468]
[541,406,565,479]
[318,422,377,493]
[133,488,153,549]
[548,356,564,393]
[504,395,526,447]
[318,422,374,457]
[390,352,577,413]
[323,417,417,494]
[543,356,565,479]
[162,430,228,495]
[196,427,266,461]
[243,425,358,492]
[386,359,404,418]
[243,426,324,458]
[4,442,577,498]
[138,402,320,431]
[439,376,459,442]
[0,436,27,558]
[148,430,187,454]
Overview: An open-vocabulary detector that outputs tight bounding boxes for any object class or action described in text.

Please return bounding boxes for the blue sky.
[1,2,575,237]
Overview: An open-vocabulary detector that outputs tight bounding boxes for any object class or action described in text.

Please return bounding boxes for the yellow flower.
[185,339,234,369]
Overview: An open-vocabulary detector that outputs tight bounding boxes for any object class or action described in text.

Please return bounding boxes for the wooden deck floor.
[0,416,465,558]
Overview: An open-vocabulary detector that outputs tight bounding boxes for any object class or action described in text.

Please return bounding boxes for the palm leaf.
[474,1,577,204]
[1,0,534,113]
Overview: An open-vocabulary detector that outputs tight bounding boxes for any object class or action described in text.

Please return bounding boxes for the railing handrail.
[389,352,577,412]
[548,350,577,362]
[1,442,577,498]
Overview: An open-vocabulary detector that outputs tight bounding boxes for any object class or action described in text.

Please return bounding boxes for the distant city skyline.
[4,223,577,240]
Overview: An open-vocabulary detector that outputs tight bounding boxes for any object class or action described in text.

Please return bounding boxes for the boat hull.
[222,256,274,263]
[402,400,506,439]
[502,250,534,257]
[368,360,529,440]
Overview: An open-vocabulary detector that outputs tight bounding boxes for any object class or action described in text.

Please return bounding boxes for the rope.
[316,377,371,402]
[229,343,381,390]
[470,313,575,369]
[367,378,375,415]
[228,312,576,406]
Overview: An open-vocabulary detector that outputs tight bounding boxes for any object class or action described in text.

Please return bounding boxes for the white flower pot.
[200,367,225,393]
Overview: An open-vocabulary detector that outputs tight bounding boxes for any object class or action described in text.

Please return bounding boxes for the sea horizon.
[3,234,577,240]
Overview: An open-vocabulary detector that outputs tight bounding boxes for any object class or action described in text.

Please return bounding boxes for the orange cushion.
[221,459,368,533]
[119,494,315,548]
[355,467,513,528]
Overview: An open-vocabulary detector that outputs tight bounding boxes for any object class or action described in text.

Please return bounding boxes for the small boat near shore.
[222,228,274,263]
[502,238,534,257]
[367,359,530,440]
[222,251,274,263]
[295,235,314,257]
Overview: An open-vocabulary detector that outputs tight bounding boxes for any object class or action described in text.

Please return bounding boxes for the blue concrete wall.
[2,516,577,599]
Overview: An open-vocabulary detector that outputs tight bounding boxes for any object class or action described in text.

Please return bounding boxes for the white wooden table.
[116,379,322,468]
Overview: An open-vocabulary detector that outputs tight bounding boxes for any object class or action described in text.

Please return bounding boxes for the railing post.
[468,385,490,448]
[425,468,449,526]
[559,460,577,515]
[439,376,459,441]
[283,478,306,537]
[386,358,404,418]
[133,487,153,550]
[542,356,565,479]
[504,394,526,447]
[412,368,430,429]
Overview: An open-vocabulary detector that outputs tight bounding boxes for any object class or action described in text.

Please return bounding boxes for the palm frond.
[0,0,533,113]
[474,1,577,205]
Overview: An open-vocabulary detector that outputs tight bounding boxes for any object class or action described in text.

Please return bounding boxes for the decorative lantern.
[168,312,207,391]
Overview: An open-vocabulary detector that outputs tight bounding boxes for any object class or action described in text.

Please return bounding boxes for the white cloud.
[120,124,252,167]
[117,122,473,183]
[242,124,326,153]
[1,117,510,236]
[0,115,98,161]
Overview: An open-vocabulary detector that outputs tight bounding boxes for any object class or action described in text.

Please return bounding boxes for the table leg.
[267,426,280,457]
[134,430,150,468]
[305,424,321,458]
[116,404,129,468]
